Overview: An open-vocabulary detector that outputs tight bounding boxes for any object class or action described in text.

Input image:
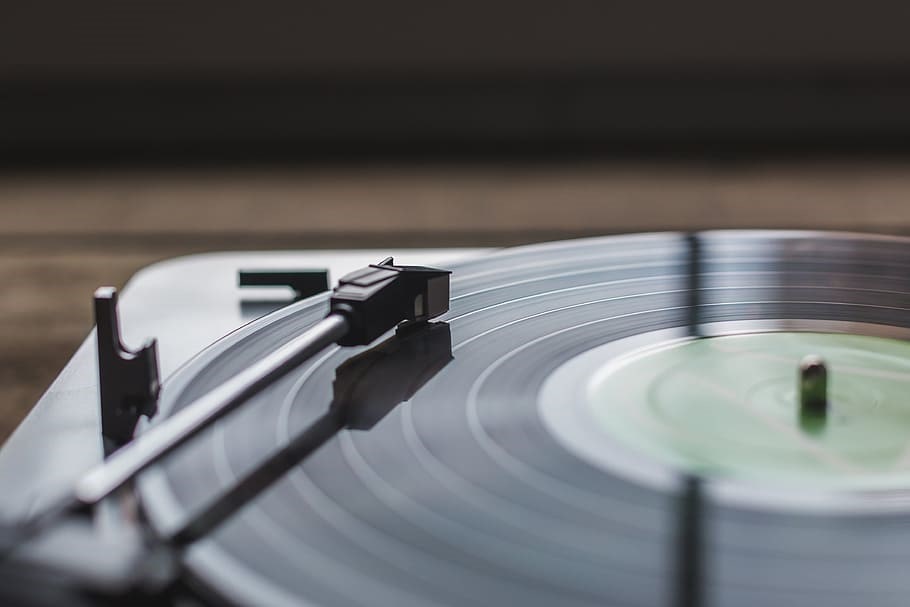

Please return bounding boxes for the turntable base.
[9,230,910,606]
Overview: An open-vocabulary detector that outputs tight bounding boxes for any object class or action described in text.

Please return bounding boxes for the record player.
[4,231,910,607]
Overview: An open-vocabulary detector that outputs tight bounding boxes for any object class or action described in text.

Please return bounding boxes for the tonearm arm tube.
[8,258,451,552]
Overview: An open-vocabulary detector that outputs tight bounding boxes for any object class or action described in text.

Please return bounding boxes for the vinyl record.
[139,231,910,607]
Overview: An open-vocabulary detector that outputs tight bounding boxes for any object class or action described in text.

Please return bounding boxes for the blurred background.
[5,0,910,442]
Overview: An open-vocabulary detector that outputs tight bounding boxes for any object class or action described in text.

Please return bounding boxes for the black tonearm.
[0,258,451,599]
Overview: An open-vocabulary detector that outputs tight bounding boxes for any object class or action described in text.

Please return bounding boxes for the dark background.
[4,1,910,442]
[5,0,910,161]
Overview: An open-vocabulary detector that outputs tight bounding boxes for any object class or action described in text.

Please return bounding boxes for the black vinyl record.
[139,231,910,607]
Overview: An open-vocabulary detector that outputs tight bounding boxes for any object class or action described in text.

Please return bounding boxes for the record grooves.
[136,231,910,607]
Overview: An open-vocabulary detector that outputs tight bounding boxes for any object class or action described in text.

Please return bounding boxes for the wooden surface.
[4,159,910,444]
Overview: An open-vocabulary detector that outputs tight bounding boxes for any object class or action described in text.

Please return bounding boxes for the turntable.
[3,231,910,607]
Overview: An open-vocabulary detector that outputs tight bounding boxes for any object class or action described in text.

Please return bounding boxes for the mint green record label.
[590,332,910,489]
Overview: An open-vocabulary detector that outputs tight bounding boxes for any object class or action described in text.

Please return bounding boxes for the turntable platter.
[138,231,910,607]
